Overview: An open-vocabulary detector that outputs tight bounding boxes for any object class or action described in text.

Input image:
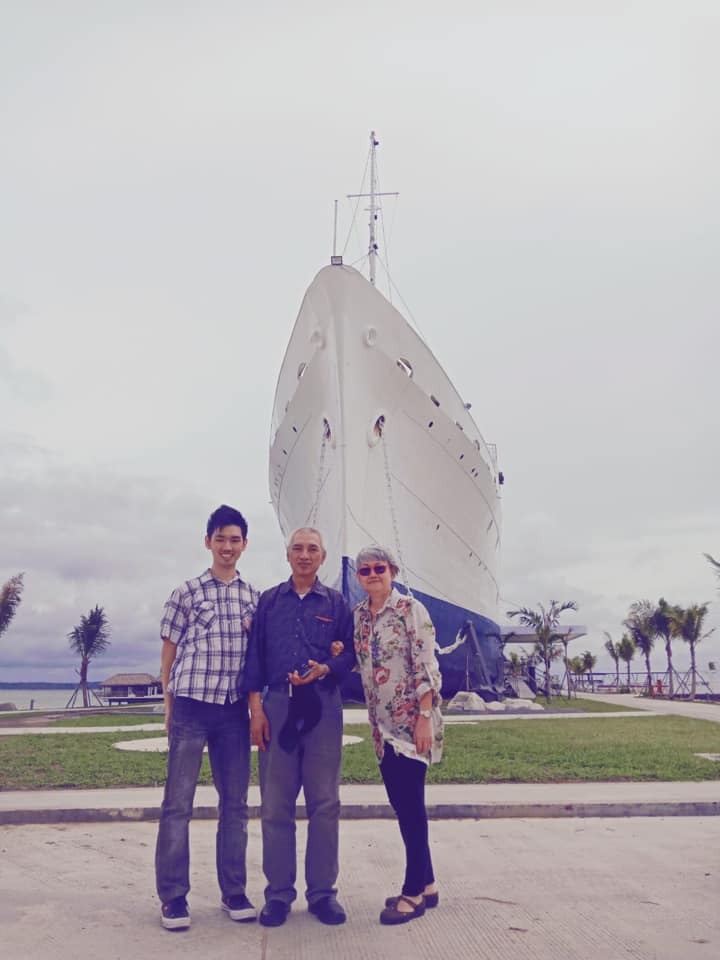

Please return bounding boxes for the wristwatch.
[418,709,432,719]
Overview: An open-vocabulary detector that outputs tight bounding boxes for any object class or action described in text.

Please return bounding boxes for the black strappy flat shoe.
[379,895,426,925]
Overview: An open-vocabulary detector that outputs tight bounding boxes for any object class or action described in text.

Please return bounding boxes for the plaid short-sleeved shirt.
[161,569,260,704]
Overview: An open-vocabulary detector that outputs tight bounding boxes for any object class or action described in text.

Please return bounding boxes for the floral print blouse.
[354,589,444,765]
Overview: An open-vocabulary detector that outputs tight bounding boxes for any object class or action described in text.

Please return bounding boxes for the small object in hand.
[298,661,313,678]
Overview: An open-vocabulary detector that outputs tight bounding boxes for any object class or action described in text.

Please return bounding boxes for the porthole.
[430,395,440,407]
[364,327,378,347]
[297,362,307,379]
[396,358,413,377]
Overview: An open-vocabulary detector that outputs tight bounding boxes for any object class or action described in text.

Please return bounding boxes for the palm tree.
[704,554,720,592]
[557,630,576,698]
[0,573,24,641]
[652,597,680,697]
[617,633,636,688]
[603,631,620,687]
[67,605,111,707]
[507,651,522,677]
[623,600,656,694]
[568,655,586,691]
[670,604,715,700]
[507,601,578,702]
[582,650,598,691]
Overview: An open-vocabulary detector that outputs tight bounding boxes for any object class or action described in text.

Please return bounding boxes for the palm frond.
[0,573,25,638]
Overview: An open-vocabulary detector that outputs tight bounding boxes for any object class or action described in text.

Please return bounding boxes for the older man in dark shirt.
[244,527,355,927]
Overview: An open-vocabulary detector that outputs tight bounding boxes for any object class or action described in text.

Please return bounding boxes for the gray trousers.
[259,684,343,906]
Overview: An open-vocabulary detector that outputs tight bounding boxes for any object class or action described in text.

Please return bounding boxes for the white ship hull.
[270,264,503,693]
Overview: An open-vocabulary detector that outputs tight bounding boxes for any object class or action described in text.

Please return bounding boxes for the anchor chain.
[308,419,331,527]
[379,420,413,598]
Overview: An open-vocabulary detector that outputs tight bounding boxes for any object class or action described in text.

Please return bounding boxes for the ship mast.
[347,131,398,287]
[368,131,379,286]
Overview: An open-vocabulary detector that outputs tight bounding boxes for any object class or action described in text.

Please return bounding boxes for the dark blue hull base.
[337,556,504,701]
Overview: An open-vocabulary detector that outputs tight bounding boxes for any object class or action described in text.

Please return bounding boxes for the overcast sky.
[2,1,719,685]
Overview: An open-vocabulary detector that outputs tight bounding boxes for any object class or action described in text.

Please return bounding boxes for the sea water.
[0,688,101,711]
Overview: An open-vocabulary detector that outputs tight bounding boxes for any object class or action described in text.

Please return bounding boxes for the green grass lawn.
[44,714,164,727]
[1,715,718,790]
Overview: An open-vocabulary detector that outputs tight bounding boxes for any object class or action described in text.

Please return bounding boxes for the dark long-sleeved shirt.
[243,578,355,691]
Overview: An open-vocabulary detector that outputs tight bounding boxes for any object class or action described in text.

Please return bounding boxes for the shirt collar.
[278,576,328,598]
[201,568,245,587]
[359,586,401,617]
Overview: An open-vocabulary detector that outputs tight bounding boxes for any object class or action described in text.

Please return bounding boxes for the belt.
[265,679,337,694]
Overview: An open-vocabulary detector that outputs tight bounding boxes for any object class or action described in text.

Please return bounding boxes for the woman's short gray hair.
[355,545,399,576]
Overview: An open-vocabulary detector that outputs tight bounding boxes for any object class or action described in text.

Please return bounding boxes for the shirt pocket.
[192,600,217,630]
[308,614,335,654]
[239,599,256,635]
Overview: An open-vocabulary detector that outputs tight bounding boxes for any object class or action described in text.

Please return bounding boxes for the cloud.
[0,439,287,682]
[1,2,719,687]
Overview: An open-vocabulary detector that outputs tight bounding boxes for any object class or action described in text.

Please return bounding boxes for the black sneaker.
[161,896,190,930]
[221,894,257,922]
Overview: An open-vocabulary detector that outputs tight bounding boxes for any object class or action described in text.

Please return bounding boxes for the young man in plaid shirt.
[155,504,259,930]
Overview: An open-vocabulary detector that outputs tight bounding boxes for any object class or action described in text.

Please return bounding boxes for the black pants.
[379,745,435,897]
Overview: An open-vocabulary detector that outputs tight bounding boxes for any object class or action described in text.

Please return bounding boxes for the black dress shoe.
[259,900,290,927]
[308,896,347,925]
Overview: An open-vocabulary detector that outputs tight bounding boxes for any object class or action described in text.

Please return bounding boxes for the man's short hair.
[286,527,325,552]
[207,505,248,540]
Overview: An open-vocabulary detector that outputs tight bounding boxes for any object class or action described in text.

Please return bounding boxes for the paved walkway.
[0,779,717,825]
[576,691,720,723]
[2,817,718,960]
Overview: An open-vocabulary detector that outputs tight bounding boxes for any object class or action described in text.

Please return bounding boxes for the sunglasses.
[357,564,388,576]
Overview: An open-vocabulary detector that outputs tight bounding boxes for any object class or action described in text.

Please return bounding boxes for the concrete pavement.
[1,817,718,960]
[0,780,718,825]
[575,691,720,723]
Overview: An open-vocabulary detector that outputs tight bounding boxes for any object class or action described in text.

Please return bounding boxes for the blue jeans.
[258,684,343,905]
[155,695,251,903]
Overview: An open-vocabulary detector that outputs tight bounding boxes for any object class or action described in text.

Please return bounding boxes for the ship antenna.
[347,131,398,286]
[332,199,338,258]
[368,132,379,285]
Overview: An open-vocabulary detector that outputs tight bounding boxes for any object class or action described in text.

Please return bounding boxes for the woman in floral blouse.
[353,545,444,925]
